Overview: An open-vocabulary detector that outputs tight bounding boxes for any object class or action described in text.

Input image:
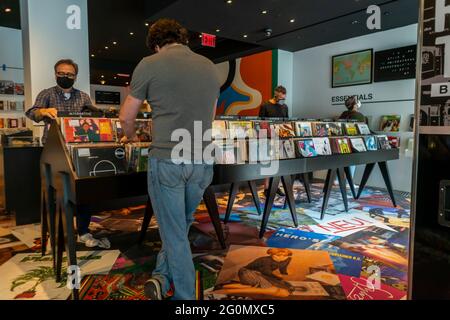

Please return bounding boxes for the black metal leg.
[47,187,57,268]
[55,200,64,283]
[301,173,312,203]
[260,176,281,238]
[62,200,79,300]
[356,163,376,199]
[41,190,48,257]
[248,181,262,215]
[378,162,397,207]
[344,167,357,200]
[321,169,337,220]
[323,170,332,193]
[138,198,154,244]
[281,176,298,227]
[337,168,349,212]
[203,187,226,249]
[224,183,240,224]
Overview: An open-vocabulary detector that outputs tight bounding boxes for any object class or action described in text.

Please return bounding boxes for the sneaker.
[78,233,99,248]
[144,278,163,300]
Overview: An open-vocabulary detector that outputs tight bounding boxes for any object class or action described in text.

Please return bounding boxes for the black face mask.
[57,76,75,89]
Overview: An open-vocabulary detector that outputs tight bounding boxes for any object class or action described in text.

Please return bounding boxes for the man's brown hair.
[275,85,287,95]
[146,18,189,52]
[54,59,79,75]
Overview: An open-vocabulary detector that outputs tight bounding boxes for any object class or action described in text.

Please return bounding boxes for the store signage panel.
[419,0,450,132]
[374,45,417,82]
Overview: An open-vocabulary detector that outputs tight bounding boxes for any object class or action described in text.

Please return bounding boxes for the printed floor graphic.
[0,181,410,300]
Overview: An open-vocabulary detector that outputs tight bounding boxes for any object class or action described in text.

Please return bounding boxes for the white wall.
[289,24,418,192]
[0,27,25,119]
[90,84,130,110]
[278,50,294,117]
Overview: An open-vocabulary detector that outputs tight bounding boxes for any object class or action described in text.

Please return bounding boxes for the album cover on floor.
[294,122,313,137]
[330,226,409,271]
[267,228,338,250]
[212,245,345,300]
[313,138,332,156]
[63,118,115,143]
[350,138,367,153]
[73,146,128,177]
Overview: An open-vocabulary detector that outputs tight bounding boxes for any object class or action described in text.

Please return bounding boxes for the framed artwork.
[332,49,373,88]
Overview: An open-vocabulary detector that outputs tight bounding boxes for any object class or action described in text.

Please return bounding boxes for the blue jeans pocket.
[157,161,184,188]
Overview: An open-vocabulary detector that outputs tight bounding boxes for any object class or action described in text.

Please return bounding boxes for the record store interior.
[0,0,448,301]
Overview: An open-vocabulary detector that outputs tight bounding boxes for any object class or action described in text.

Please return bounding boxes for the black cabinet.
[0,146,43,225]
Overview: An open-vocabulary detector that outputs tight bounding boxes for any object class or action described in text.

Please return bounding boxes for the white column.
[20,0,90,135]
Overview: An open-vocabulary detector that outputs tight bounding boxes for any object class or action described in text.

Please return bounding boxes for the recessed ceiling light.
[199,34,203,38]
[114,77,117,79]
[113,41,117,45]
[129,32,134,36]
[91,54,95,57]
[4,8,12,13]
[125,82,129,85]
[216,29,221,33]
[101,75,105,78]
[290,19,296,23]
[243,34,248,38]
[226,0,233,4]
[104,46,109,49]
[100,80,106,85]
[262,10,268,14]
[145,23,149,26]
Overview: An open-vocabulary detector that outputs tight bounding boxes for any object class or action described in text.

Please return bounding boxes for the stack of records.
[114,119,152,143]
[62,118,115,143]
[126,143,151,172]
[71,145,127,177]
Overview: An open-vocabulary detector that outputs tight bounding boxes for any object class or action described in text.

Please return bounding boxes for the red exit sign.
[201,33,216,48]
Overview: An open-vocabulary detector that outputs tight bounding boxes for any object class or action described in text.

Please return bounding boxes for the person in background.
[259,86,289,118]
[119,18,220,300]
[25,59,110,249]
[339,95,366,122]
[259,86,289,197]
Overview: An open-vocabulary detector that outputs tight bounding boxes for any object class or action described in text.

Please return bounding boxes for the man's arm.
[25,90,57,122]
[119,95,143,141]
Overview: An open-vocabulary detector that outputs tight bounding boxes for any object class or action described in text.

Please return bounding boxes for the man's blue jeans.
[147,158,214,300]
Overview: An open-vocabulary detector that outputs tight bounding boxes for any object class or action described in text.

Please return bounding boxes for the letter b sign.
[66,5,81,30]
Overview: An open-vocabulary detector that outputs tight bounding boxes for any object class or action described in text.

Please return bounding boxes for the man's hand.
[120,135,140,145]
[40,108,58,119]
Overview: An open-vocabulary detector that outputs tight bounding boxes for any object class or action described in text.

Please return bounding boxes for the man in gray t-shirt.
[119,19,220,301]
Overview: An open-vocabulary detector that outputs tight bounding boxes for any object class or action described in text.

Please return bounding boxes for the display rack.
[40,120,226,300]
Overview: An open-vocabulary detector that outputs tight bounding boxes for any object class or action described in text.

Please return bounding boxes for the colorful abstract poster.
[338,274,406,300]
[267,228,338,249]
[0,251,120,300]
[331,226,409,271]
[308,242,364,278]
[217,51,274,116]
[212,245,344,300]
